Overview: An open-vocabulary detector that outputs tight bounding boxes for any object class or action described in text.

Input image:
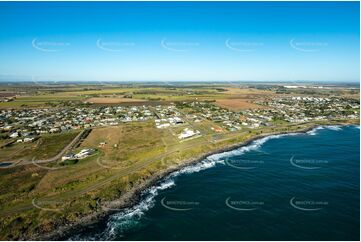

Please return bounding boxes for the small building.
[62,153,76,161]
[211,127,223,133]
[10,132,19,138]
[178,128,200,140]
[23,137,35,142]
[75,148,95,159]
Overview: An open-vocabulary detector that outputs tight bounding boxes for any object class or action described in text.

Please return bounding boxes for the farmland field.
[0,84,274,108]
[215,99,265,111]
[86,97,146,104]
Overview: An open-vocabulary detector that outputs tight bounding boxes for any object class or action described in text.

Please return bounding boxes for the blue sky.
[0,1,359,82]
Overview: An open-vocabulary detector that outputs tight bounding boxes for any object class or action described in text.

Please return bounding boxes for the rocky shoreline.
[36,122,356,240]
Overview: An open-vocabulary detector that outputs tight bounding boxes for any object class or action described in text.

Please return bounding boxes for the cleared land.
[86,97,146,104]
[215,99,264,111]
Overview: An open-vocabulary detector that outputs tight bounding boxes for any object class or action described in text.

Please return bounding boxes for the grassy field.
[215,98,265,111]
[86,97,146,104]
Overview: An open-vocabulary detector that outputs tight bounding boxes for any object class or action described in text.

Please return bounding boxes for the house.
[2,125,12,131]
[62,153,76,161]
[23,137,35,142]
[10,132,19,138]
[49,128,59,133]
[211,127,223,133]
[178,128,200,139]
[99,141,106,147]
[75,148,95,159]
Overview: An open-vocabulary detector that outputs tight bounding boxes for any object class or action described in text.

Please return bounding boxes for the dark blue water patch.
[71,125,360,241]
[0,162,13,167]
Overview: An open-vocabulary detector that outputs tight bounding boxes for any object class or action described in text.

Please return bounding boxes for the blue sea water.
[72,125,360,241]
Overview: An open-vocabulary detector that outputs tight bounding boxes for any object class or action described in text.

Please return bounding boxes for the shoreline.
[36,122,358,240]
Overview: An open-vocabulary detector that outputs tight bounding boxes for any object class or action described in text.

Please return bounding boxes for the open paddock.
[86,97,146,104]
[215,99,266,111]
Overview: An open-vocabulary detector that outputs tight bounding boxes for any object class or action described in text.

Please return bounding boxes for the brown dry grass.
[86,97,146,104]
[224,87,273,95]
[80,122,166,166]
[215,99,264,111]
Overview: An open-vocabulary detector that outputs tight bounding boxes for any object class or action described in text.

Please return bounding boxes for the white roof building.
[178,128,200,139]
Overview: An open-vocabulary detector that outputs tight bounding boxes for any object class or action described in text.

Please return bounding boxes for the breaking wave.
[307,125,349,135]
[307,126,324,135]
[324,125,342,131]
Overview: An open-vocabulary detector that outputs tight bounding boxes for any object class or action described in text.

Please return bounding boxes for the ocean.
[70,125,360,241]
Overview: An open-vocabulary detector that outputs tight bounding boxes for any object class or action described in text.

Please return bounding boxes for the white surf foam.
[324,125,342,131]
[307,125,350,135]
[306,126,324,135]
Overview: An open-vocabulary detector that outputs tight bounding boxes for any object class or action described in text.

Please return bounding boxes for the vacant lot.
[223,87,273,95]
[215,99,265,111]
[81,122,168,167]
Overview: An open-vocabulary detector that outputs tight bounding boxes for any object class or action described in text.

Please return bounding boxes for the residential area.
[1,94,358,147]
